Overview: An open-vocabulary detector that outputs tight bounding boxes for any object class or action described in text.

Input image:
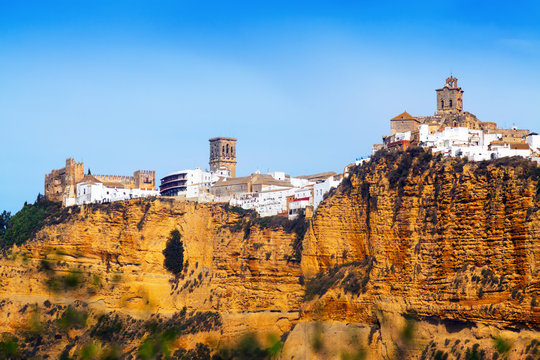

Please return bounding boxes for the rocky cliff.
[296,150,539,359]
[0,149,538,359]
[0,200,303,358]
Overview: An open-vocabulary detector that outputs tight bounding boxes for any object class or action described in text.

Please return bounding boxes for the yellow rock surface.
[0,152,538,359]
[0,199,303,340]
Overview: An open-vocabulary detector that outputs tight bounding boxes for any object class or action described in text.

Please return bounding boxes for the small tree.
[163,230,184,275]
[0,210,11,236]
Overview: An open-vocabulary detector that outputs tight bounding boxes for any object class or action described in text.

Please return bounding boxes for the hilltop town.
[45,77,540,218]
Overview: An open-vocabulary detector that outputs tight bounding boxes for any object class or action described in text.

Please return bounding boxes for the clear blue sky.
[1,1,540,213]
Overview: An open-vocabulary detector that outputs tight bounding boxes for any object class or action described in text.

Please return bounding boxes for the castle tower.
[44,158,84,203]
[134,170,156,190]
[209,137,237,177]
[436,76,463,114]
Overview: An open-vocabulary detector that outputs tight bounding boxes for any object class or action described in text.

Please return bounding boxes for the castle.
[45,158,157,206]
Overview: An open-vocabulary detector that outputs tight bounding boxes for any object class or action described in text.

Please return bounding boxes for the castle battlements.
[45,159,156,206]
[93,174,136,185]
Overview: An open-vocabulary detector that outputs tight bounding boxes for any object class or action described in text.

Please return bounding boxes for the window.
[441,100,444,108]
[449,100,453,108]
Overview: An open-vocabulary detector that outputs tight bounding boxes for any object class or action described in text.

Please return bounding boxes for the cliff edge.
[0,149,538,359]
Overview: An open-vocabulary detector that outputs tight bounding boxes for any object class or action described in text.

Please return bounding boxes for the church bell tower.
[209,137,237,177]
[436,76,463,114]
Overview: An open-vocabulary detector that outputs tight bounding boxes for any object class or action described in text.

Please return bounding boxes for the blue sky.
[1,1,540,213]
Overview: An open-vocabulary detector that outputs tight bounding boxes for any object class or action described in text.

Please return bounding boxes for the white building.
[227,172,338,218]
[75,176,159,206]
[313,175,343,209]
[416,124,537,161]
[394,131,411,142]
[527,133,540,154]
[160,168,227,198]
[230,187,294,217]
[288,187,313,219]
[489,142,531,158]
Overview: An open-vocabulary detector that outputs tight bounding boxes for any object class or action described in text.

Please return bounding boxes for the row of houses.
[388,125,540,161]
[47,138,345,219]
[159,168,343,219]
[375,77,540,162]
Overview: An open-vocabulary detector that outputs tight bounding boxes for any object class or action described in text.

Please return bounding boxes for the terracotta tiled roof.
[79,175,102,184]
[82,175,131,188]
[391,111,417,121]
[510,143,530,150]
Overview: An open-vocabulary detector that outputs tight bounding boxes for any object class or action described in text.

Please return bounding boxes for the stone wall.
[390,119,418,136]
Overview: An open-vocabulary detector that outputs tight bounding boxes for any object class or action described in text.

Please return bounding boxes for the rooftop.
[213,173,291,188]
[391,111,417,121]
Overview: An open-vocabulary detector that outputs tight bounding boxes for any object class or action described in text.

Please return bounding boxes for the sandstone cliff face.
[0,199,303,357]
[0,150,539,359]
[297,151,539,359]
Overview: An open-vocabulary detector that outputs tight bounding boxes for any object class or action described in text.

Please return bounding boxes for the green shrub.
[0,196,61,249]
[163,230,184,275]
[45,269,82,293]
[493,336,511,354]
[240,212,308,262]
[1,203,46,248]
[0,337,19,359]
[213,333,273,360]
[305,257,375,301]
[90,313,124,341]
[0,211,10,238]
[57,306,88,331]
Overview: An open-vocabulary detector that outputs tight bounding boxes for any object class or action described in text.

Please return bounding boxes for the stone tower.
[209,137,237,177]
[134,170,156,190]
[44,158,84,203]
[436,76,463,114]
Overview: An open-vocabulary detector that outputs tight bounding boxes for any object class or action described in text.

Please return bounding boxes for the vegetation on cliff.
[163,229,185,275]
[0,149,538,359]
[348,147,540,198]
[304,257,375,301]
[0,300,222,360]
[223,205,308,263]
[0,195,68,250]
